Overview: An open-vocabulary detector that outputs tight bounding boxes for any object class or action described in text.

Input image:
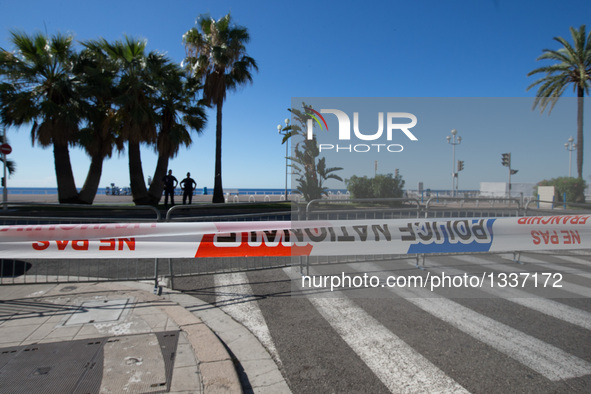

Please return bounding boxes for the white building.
[479,182,536,199]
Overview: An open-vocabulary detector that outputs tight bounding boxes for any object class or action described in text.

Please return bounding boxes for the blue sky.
[1,0,590,192]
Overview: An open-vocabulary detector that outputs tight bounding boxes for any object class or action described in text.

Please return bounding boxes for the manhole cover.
[0,338,106,393]
[65,298,130,326]
[0,331,179,393]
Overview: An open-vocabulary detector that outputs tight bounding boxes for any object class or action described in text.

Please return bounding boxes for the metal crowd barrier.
[424,197,522,218]
[165,202,291,222]
[163,203,292,283]
[2,198,591,288]
[0,202,161,224]
[296,197,591,275]
[0,203,162,287]
[304,198,422,220]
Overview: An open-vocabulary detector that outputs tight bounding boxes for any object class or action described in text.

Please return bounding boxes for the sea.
[5,187,350,196]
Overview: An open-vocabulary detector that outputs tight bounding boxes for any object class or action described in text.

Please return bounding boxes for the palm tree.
[99,37,160,205]
[285,104,343,201]
[0,31,81,203]
[290,135,343,201]
[74,41,122,204]
[1,157,15,175]
[146,58,207,203]
[183,13,258,203]
[528,25,591,179]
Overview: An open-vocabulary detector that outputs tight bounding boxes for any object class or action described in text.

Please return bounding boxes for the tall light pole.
[2,126,7,210]
[446,129,461,197]
[565,136,576,178]
[277,118,290,199]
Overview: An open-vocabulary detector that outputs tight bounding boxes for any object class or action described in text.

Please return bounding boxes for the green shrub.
[536,177,587,203]
[346,173,405,199]
[346,176,373,198]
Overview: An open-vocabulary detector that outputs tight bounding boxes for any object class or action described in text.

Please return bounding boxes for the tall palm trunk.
[148,153,169,203]
[53,143,80,204]
[128,141,150,205]
[212,101,224,203]
[577,87,584,179]
[78,154,104,204]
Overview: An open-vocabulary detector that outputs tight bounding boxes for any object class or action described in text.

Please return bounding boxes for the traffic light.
[457,160,464,171]
[501,153,511,167]
[395,168,399,177]
[1,177,4,187]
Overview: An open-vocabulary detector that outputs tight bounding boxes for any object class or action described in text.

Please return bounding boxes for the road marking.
[286,267,469,393]
[357,262,591,381]
[214,272,282,367]
[426,257,591,331]
[451,254,591,298]
[516,255,591,280]
[551,254,591,269]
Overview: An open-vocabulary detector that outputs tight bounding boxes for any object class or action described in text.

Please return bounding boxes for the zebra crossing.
[214,272,283,368]
[189,252,591,393]
[427,255,591,330]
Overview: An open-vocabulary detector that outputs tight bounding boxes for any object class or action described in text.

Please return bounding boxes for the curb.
[128,280,292,393]
[160,303,242,393]
[162,289,292,393]
[125,282,244,393]
[0,277,288,393]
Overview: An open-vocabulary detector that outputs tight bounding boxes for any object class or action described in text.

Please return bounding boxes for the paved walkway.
[2,193,290,205]
[0,280,291,393]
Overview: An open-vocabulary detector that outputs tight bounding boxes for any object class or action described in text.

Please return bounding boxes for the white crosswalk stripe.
[353,262,591,381]
[426,256,591,330]
[209,253,591,392]
[516,255,591,280]
[214,272,283,367]
[451,254,591,298]
[285,267,469,393]
[551,254,591,269]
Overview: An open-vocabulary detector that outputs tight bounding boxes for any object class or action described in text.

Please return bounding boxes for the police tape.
[0,215,590,259]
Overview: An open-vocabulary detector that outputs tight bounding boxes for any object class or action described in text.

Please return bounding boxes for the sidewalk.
[0,280,290,393]
[2,192,289,204]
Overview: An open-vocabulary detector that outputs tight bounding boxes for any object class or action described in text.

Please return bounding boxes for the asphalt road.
[173,252,591,394]
[3,203,590,392]
[2,247,590,392]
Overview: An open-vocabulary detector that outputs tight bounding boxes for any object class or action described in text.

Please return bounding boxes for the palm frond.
[527,24,591,113]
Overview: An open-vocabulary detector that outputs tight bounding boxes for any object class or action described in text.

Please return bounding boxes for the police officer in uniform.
[162,169,178,205]
[180,172,197,204]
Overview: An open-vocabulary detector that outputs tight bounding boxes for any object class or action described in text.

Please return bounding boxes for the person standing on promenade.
[180,172,197,204]
[162,169,178,205]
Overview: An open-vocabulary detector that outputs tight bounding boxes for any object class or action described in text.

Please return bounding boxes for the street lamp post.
[277,118,290,199]
[565,136,576,178]
[446,129,461,197]
[2,126,7,211]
